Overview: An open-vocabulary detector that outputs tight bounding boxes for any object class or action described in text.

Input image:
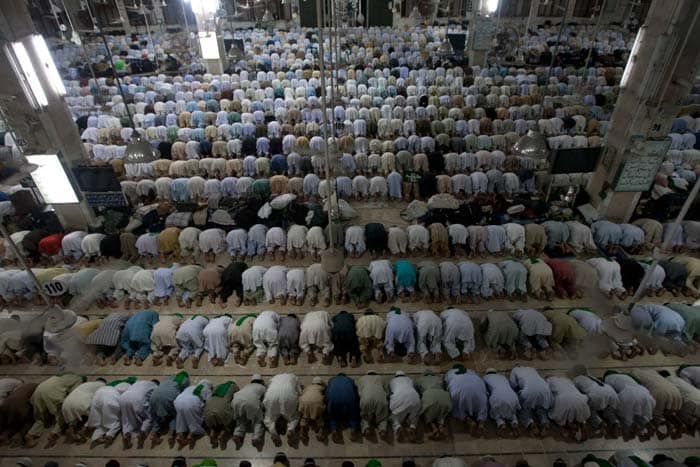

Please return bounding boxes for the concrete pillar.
[115,0,133,33]
[0,0,95,228]
[587,0,700,222]
[467,0,486,67]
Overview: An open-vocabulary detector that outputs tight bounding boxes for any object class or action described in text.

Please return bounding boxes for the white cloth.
[203,316,233,361]
[299,310,333,355]
[174,380,212,435]
[263,373,301,435]
[88,383,131,441]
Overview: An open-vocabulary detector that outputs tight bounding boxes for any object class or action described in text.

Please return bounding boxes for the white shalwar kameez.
[547,376,591,426]
[176,316,209,360]
[389,375,421,432]
[263,265,289,302]
[587,258,625,294]
[263,373,301,436]
[286,268,306,300]
[412,310,443,358]
[604,372,656,429]
[136,233,159,257]
[119,380,158,436]
[344,226,366,254]
[88,382,132,441]
[440,308,475,358]
[199,228,226,254]
[203,315,233,362]
[62,231,87,260]
[483,371,520,428]
[253,311,280,358]
[226,229,248,257]
[369,259,395,300]
[265,227,287,251]
[407,225,429,251]
[299,310,333,355]
[444,369,489,423]
[174,380,212,435]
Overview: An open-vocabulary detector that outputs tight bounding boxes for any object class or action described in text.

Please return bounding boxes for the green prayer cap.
[366,460,381,467]
[174,371,189,387]
[212,381,235,398]
[236,313,257,326]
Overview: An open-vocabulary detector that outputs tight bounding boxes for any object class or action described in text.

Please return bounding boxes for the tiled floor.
[1,200,698,467]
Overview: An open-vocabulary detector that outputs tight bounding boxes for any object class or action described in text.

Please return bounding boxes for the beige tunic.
[630,369,683,416]
[356,314,386,340]
[298,383,325,422]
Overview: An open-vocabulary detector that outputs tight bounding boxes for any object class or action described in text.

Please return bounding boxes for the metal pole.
[0,223,51,307]
[98,31,136,128]
[142,2,160,69]
[582,0,606,70]
[60,0,100,101]
[315,0,335,250]
[629,174,700,307]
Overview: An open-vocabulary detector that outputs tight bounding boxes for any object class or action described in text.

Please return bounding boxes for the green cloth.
[483,311,519,349]
[366,460,381,467]
[212,381,235,398]
[193,384,204,398]
[174,371,189,387]
[236,313,257,326]
[543,309,587,345]
[114,60,125,71]
[344,266,372,304]
[107,376,136,386]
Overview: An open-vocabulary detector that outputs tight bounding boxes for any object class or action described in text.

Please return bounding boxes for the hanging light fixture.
[513,129,550,160]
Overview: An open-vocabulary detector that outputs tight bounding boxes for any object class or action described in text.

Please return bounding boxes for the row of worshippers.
[87,111,607,164]
[5,301,698,371]
[10,215,700,268]
[4,253,700,316]
[73,68,615,145]
[1,363,698,450]
[61,25,633,87]
[0,257,623,310]
[117,166,554,207]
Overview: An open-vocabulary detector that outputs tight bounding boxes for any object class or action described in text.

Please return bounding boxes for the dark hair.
[106,461,120,467]
[273,453,289,467]
[239,462,252,467]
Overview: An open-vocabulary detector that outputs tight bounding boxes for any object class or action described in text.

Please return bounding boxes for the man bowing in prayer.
[88,377,136,447]
[203,380,238,449]
[174,379,212,448]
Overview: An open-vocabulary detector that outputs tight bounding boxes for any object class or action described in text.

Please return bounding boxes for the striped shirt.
[85,312,131,347]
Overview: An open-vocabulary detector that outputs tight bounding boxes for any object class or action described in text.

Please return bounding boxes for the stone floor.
[1,200,699,467]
